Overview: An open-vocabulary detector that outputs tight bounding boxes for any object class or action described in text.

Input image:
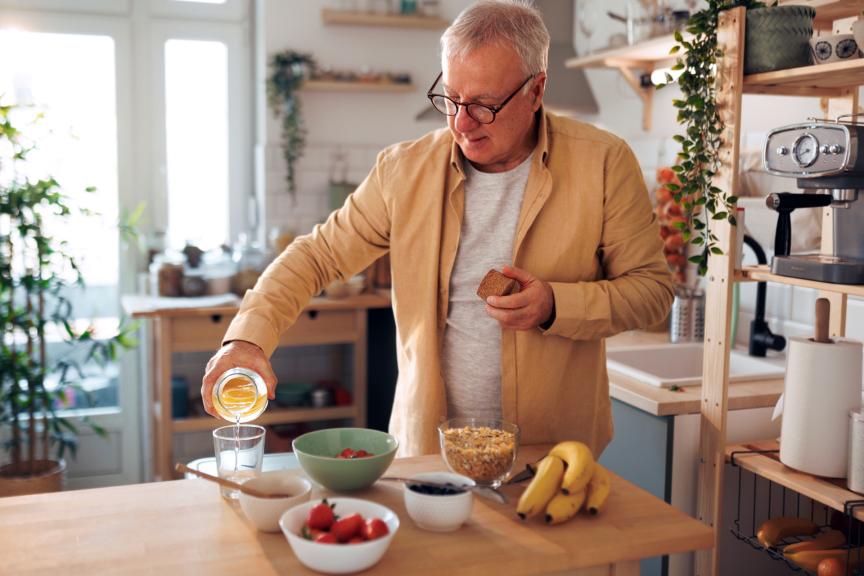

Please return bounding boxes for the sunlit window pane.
[0,29,120,410]
[0,30,118,298]
[164,39,229,251]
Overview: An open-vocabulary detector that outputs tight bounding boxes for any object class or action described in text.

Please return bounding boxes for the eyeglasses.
[426,72,535,125]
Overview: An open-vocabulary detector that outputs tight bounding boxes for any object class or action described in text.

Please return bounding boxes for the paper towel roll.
[780,337,863,477]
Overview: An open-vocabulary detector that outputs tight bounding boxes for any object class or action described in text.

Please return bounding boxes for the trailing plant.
[659,0,767,276]
[0,102,138,473]
[267,50,317,199]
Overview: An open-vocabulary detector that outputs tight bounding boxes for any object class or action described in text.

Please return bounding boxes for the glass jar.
[231,233,271,296]
[212,367,268,423]
[149,252,185,297]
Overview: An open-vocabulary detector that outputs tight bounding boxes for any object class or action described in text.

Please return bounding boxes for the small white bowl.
[810,34,860,65]
[279,497,399,574]
[238,471,312,532]
[403,471,474,532]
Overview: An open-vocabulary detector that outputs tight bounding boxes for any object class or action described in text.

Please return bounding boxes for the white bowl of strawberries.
[279,497,400,574]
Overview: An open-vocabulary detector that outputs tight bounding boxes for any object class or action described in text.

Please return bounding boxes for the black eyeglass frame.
[426,71,536,124]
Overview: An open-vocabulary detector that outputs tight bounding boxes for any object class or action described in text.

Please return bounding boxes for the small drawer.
[170,309,359,353]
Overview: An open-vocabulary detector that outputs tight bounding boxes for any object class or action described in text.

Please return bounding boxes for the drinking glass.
[212,424,266,499]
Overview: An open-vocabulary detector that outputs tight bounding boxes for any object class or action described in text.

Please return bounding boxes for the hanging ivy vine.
[660,0,766,276]
[267,50,317,198]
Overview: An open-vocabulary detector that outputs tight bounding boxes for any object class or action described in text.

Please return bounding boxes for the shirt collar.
[448,107,551,176]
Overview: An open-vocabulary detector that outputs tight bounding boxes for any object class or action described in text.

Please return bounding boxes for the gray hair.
[441,0,550,77]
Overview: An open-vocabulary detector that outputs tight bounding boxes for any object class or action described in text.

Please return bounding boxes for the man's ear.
[531,72,547,111]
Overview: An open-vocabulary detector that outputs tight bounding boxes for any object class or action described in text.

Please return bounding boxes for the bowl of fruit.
[279,497,399,574]
[292,427,398,491]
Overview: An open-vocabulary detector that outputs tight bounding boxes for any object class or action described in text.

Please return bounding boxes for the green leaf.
[710,246,724,255]
[672,221,686,231]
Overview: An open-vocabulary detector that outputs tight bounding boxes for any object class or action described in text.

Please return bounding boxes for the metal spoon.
[380,476,508,505]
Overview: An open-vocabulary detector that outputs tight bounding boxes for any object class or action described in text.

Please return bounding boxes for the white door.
[0,10,141,487]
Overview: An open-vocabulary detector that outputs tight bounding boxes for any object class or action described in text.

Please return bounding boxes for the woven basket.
[745,5,816,75]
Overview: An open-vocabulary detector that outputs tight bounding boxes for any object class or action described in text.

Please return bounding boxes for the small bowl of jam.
[403,472,474,532]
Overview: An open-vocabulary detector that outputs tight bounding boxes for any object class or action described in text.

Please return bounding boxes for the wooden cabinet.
[126,293,391,481]
[698,1,863,573]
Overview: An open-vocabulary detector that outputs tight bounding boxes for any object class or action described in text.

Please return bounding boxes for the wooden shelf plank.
[172,406,356,433]
[744,59,864,94]
[565,34,678,69]
[736,265,864,298]
[301,80,415,93]
[726,440,864,522]
[321,8,449,29]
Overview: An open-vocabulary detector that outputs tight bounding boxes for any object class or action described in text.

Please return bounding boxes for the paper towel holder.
[814,297,832,344]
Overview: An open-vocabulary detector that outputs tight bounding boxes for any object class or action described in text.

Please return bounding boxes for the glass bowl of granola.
[437,418,520,488]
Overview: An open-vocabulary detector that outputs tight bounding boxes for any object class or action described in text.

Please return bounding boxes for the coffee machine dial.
[792,133,819,167]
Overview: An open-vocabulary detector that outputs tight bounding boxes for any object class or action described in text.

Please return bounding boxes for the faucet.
[743,234,787,357]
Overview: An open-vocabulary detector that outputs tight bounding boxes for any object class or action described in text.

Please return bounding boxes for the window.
[164,39,230,250]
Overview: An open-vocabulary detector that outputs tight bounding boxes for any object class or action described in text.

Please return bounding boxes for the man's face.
[442,43,545,173]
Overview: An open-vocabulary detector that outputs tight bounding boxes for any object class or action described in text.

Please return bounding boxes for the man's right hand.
[201,340,278,418]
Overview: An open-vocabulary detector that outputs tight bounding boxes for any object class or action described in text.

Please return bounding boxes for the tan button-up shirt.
[224,110,673,457]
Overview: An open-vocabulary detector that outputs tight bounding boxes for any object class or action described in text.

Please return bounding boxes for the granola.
[441,426,517,484]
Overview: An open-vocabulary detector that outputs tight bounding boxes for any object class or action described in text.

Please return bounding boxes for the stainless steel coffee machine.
[763,117,864,284]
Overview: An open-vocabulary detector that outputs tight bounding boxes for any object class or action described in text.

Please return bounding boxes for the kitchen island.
[0,445,712,575]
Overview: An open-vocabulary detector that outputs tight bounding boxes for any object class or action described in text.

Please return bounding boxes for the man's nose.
[454,105,479,132]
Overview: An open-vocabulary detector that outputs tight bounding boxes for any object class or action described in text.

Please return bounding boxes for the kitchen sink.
[606,342,785,388]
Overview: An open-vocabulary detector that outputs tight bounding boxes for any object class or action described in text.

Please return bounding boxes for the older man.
[202,0,673,456]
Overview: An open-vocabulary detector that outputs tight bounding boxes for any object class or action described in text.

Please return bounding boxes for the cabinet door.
[601,399,674,576]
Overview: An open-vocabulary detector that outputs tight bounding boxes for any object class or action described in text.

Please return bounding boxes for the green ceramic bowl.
[292,428,399,492]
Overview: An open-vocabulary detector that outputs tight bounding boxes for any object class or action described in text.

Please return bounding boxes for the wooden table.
[124,292,392,481]
[0,445,713,575]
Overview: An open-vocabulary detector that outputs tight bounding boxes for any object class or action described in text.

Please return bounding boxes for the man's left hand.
[484,265,555,331]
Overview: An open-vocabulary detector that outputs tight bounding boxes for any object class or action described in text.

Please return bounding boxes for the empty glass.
[212,424,266,499]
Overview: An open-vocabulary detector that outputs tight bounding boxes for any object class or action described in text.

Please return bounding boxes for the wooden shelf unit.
[698,4,862,573]
[125,293,391,481]
[565,34,678,132]
[302,80,415,93]
[321,8,449,30]
[725,440,864,522]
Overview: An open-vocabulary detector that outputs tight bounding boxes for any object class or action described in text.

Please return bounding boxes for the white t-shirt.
[442,153,532,419]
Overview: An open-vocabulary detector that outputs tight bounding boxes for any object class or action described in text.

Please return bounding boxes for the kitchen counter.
[0,445,713,575]
[606,331,784,417]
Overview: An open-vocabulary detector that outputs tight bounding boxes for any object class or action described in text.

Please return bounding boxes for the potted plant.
[661,1,814,275]
[268,50,317,200]
[0,102,137,496]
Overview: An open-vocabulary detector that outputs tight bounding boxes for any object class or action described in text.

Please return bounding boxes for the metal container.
[670,286,705,343]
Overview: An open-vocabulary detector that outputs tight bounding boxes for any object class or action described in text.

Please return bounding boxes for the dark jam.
[407,482,467,496]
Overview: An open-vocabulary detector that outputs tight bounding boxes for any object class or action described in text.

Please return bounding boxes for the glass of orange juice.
[212,367,268,423]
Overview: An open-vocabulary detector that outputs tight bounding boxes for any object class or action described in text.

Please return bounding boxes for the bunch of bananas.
[757,517,859,572]
[515,441,611,525]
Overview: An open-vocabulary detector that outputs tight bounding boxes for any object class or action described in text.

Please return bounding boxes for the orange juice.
[212,368,268,423]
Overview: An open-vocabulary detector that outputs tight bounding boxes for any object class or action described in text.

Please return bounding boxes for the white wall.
[260,0,471,237]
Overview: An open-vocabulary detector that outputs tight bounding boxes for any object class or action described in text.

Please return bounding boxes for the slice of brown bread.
[476,269,518,300]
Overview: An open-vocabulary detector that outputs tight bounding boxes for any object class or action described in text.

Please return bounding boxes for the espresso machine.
[763,116,864,284]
